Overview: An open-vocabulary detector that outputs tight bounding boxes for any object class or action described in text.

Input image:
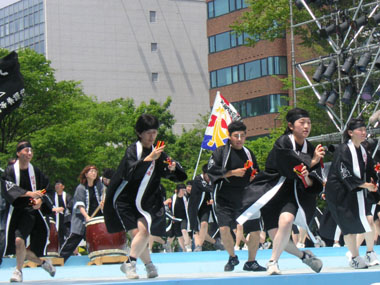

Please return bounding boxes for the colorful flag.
[201,91,241,151]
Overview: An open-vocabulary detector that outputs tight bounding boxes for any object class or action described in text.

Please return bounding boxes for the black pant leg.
[59,232,83,262]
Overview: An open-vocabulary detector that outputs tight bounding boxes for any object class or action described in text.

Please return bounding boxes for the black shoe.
[224,255,239,271]
[243,260,266,272]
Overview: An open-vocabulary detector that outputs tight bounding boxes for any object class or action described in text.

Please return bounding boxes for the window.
[152,72,158,82]
[149,11,156,23]
[210,56,287,88]
[233,94,288,119]
[151,42,157,52]
[208,0,250,18]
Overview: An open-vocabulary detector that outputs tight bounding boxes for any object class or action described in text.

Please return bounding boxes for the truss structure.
[289,0,380,144]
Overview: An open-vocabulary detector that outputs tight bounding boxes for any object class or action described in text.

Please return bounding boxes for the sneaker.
[10,269,22,282]
[365,251,380,266]
[121,261,139,279]
[194,245,202,252]
[234,245,240,251]
[296,242,305,248]
[349,256,368,269]
[301,250,323,273]
[145,262,158,278]
[346,251,352,261]
[267,260,281,275]
[163,241,172,253]
[333,242,341,248]
[314,236,326,248]
[224,255,239,272]
[263,241,272,250]
[185,245,192,252]
[214,238,224,251]
[243,260,266,271]
[41,259,56,277]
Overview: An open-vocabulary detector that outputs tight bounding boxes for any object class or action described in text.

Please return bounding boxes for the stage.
[1,246,380,284]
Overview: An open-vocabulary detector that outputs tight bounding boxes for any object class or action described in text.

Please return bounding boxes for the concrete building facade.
[0,0,210,133]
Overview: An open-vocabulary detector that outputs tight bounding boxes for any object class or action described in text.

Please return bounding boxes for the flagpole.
[192,147,203,179]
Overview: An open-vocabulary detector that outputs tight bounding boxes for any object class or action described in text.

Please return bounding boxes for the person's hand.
[85,215,91,222]
[32,198,42,210]
[231,168,247,177]
[368,179,378,192]
[53,207,64,214]
[100,200,104,210]
[145,145,165,161]
[207,199,214,205]
[312,144,326,167]
[168,161,176,171]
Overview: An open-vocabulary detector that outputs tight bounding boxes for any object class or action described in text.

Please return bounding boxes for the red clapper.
[164,157,173,166]
[293,164,308,188]
[29,189,46,205]
[375,163,380,173]
[155,140,165,149]
[244,160,257,178]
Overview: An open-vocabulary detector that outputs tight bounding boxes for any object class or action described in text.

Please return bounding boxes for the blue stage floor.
[1,246,380,284]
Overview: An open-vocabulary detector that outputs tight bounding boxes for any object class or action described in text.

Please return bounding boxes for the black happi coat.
[2,162,51,256]
[237,134,323,242]
[188,174,214,231]
[325,141,378,235]
[207,143,258,195]
[104,141,187,236]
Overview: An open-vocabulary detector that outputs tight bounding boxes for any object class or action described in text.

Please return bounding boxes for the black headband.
[16,142,32,152]
[348,120,366,131]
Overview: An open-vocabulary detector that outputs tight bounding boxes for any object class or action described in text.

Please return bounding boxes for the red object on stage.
[85,216,127,259]
[46,217,59,257]
[375,163,380,173]
[293,164,308,188]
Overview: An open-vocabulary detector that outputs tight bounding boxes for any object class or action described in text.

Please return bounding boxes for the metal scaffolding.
[289,0,380,143]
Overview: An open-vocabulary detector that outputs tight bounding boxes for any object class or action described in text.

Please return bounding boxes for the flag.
[0,51,25,121]
[201,91,241,151]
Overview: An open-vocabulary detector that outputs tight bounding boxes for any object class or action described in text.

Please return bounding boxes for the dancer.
[207,120,265,272]
[104,114,187,279]
[2,141,56,282]
[238,108,325,275]
[325,118,379,269]
[188,164,223,251]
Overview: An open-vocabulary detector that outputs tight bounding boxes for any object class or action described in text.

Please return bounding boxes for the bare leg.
[364,215,375,252]
[220,226,235,257]
[205,233,216,244]
[247,231,260,261]
[181,229,191,248]
[128,218,150,260]
[234,224,244,248]
[344,234,359,257]
[194,221,209,247]
[268,212,302,261]
[178,236,186,252]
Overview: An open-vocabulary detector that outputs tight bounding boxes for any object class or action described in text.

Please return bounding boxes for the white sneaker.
[346,251,352,261]
[234,245,240,251]
[296,242,305,248]
[163,241,172,253]
[185,245,192,252]
[333,242,341,248]
[263,241,271,249]
[41,259,56,277]
[145,262,158,278]
[10,269,22,282]
[267,260,281,275]
[349,256,368,269]
[365,251,380,266]
[121,260,139,279]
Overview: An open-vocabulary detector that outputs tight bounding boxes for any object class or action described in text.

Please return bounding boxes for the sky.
[0,0,20,9]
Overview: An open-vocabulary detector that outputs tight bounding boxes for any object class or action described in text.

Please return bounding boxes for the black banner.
[0,51,25,121]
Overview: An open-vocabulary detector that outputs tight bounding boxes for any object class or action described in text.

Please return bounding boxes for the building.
[0,0,210,133]
[207,0,290,138]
